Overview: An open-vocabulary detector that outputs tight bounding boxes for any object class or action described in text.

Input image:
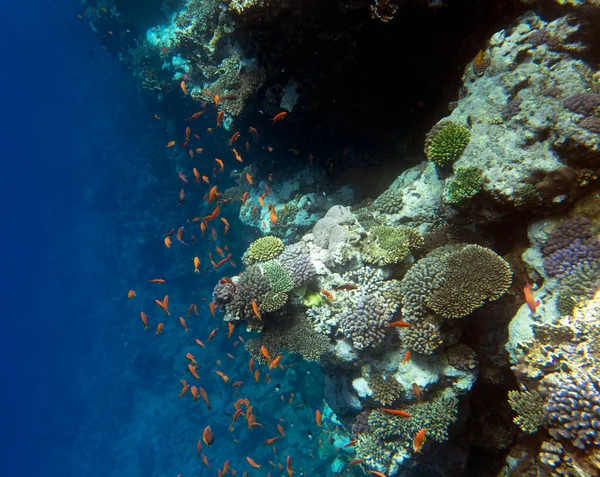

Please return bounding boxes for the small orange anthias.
[523,280,541,314]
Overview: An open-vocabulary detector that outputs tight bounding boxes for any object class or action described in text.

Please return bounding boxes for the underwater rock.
[430,11,599,213]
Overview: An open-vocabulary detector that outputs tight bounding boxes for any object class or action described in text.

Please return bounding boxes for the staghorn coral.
[261,260,293,293]
[244,236,284,265]
[444,166,483,204]
[425,122,470,167]
[354,433,406,474]
[339,293,393,350]
[426,245,512,319]
[556,261,600,316]
[277,244,316,287]
[508,389,546,434]
[362,225,423,266]
[369,395,459,444]
[543,370,600,450]
[369,373,402,406]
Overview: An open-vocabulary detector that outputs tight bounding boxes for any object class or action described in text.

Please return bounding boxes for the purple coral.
[212,281,236,311]
[278,244,316,287]
[339,293,393,350]
[542,217,600,278]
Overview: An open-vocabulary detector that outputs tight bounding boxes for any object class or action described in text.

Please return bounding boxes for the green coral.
[369,395,459,444]
[373,187,403,214]
[556,262,600,316]
[369,373,402,406]
[303,291,323,307]
[426,244,513,319]
[245,236,284,264]
[363,225,424,266]
[426,122,470,167]
[508,389,546,434]
[262,290,288,313]
[444,167,483,204]
[261,260,293,293]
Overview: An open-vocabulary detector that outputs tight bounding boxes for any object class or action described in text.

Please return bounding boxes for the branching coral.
[543,370,600,450]
[556,261,600,316]
[369,373,402,406]
[426,245,512,319]
[444,166,483,204]
[401,317,443,355]
[224,265,271,328]
[261,260,294,293]
[277,244,316,287]
[508,389,546,434]
[425,122,470,167]
[244,236,284,265]
[339,293,394,350]
[373,187,403,214]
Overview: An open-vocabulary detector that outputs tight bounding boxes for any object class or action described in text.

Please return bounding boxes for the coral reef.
[508,389,546,433]
[244,236,284,265]
[425,121,470,167]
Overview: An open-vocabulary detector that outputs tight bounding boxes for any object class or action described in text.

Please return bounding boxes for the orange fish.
[316,409,322,427]
[215,158,224,172]
[214,95,220,107]
[402,350,411,363]
[248,126,259,139]
[148,278,165,283]
[227,322,234,338]
[201,455,210,468]
[156,295,170,316]
[202,175,210,185]
[244,173,253,184]
[191,386,198,401]
[188,363,200,379]
[203,426,214,446]
[286,456,292,477]
[277,424,284,437]
[249,358,254,373]
[179,382,190,398]
[215,370,229,383]
[260,345,271,362]
[180,81,188,95]
[321,290,334,301]
[251,300,261,321]
[154,113,161,120]
[197,440,202,455]
[185,126,191,140]
[258,196,265,207]
[271,112,287,123]
[269,355,282,370]
[241,192,249,204]
[166,141,176,148]
[199,387,211,409]
[216,110,224,127]
[246,457,261,469]
[209,302,216,317]
[252,206,258,218]
[381,408,411,418]
[232,381,243,388]
[185,352,197,364]
[194,256,200,273]
[413,428,426,454]
[369,472,387,477]
[267,146,273,152]
[180,316,189,332]
[192,168,201,183]
[188,149,194,158]
[270,208,277,225]
[127,289,136,299]
[228,132,240,144]
[164,236,172,249]
[196,338,206,348]
[140,312,148,330]
[389,320,411,328]
[254,369,260,382]
[524,281,540,314]
[186,111,203,121]
[179,188,186,205]
[265,184,272,195]
[233,148,243,163]
[412,383,423,402]
[264,436,280,445]
[196,147,203,154]
[208,328,218,341]
[245,141,250,152]
[155,323,164,335]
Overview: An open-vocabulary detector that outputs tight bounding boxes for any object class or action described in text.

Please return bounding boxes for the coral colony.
[85,0,600,475]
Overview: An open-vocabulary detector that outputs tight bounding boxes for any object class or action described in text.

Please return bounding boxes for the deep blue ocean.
[1,2,328,476]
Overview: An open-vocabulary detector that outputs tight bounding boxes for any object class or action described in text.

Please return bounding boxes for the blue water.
[1,2,331,476]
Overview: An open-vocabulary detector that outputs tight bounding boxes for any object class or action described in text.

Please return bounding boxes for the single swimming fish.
[389,320,411,328]
[524,281,541,314]
[140,312,148,330]
[316,409,322,427]
[180,81,188,95]
[166,141,176,148]
[127,289,136,299]
[203,425,214,446]
[413,428,427,454]
[179,316,189,332]
[246,457,261,469]
[251,300,261,321]
[155,323,164,335]
[381,408,411,418]
[148,278,165,283]
[194,256,200,273]
[271,112,287,123]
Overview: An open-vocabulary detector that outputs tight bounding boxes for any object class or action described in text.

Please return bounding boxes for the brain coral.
[277,244,316,287]
[544,371,600,450]
[426,121,470,167]
[339,293,393,350]
[426,244,512,319]
[244,236,284,265]
[363,225,423,266]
